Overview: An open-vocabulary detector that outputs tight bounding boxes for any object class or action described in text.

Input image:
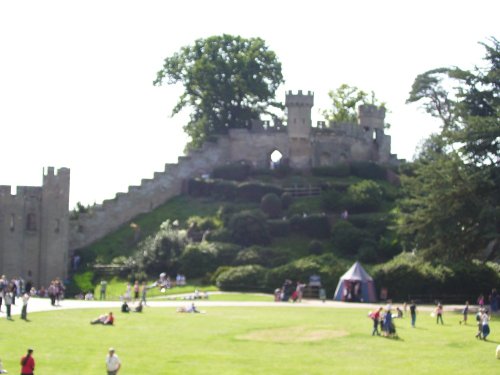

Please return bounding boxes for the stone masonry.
[0,90,399,285]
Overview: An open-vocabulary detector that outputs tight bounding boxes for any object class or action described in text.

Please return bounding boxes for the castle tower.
[358,104,386,130]
[285,90,314,168]
[39,167,70,287]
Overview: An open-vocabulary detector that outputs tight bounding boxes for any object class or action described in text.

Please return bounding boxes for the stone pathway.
[0,294,469,318]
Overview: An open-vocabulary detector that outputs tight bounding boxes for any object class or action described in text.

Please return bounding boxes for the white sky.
[1,0,499,208]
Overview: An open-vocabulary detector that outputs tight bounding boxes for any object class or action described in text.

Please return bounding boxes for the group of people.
[369,304,403,338]
[274,280,306,302]
[0,274,33,321]
[369,299,495,343]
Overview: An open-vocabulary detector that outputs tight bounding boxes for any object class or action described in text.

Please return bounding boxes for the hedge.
[289,214,331,238]
[372,253,500,302]
[215,265,267,291]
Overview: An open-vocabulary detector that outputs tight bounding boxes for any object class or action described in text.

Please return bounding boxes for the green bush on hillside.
[260,193,283,218]
[280,192,293,209]
[312,164,351,177]
[321,189,345,212]
[267,219,291,237]
[237,182,283,202]
[289,214,331,238]
[179,242,218,278]
[331,220,367,256]
[234,246,290,268]
[345,180,384,212]
[215,265,267,291]
[228,211,271,246]
[350,161,387,180]
[134,220,188,275]
[372,253,500,302]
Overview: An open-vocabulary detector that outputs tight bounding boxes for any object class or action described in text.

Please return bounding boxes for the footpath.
[0,294,469,318]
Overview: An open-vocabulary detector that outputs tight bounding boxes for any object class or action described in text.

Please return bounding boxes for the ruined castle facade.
[0,91,398,285]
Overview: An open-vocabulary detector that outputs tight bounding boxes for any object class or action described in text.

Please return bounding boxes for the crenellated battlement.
[285,90,314,107]
[358,104,386,129]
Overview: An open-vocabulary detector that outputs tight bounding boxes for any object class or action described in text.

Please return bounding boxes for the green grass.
[93,279,219,300]
[1,306,499,374]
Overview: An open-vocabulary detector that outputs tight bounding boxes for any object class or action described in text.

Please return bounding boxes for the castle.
[0,167,70,287]
[0,91,399,287]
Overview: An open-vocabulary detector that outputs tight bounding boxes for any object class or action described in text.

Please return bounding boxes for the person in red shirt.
[20,348,35,375]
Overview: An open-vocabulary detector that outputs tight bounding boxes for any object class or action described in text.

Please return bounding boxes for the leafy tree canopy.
[398,37,500,261]
[154,34,284,149]
[323,83,386,124]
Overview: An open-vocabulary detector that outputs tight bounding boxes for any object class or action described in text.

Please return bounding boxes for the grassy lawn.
[93,280,219,300]
[155,293,273,302]
[1,306,499,374]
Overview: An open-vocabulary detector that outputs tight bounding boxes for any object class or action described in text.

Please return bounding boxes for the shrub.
[357,243,378,263]
[280,192,293,210]
[186,216,219,231]
[186,178,237,200]
[267,219,291,237]
[331,220,366,256]
[261,193,283,218]
[234,246,290,268]
[236,182,283,202]
[228,211,271,246]
[312,164,351,177]
[346,180,384,212]
[321,189,345,211]
[134,220,188,276]
[308,240,324,255]
[212,242,241,266]
[68,271,95,295]
[203,228,232,243]
[289,214,331,238]
[215,265,267,291]
[179,242,218,278]
[212,162,252,181]
[350,161,387,180]
[372,253,500,302]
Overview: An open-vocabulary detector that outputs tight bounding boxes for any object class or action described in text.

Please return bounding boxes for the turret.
[286,90,314,139]
[358,104,386,130]
[285,90,314,169]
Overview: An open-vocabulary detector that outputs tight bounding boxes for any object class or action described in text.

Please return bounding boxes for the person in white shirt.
[105,348,121,375]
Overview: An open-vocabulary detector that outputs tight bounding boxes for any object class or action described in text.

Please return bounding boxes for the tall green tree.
[399,38,500,260]
[154,34,284,149]
[323,84,385,124]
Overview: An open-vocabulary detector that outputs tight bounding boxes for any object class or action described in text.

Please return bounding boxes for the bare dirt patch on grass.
[237,326,349,343]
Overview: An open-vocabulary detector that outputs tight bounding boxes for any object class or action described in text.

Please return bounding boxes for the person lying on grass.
[91,311,114,325]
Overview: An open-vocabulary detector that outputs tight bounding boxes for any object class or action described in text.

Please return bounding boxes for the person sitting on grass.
[133,301,143,313]
[91,312,114,325]
[121,301,130,313]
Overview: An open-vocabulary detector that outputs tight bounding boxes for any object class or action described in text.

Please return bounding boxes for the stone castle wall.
[1,90,401,284]
[69,138,231,251]
[0,167,69,287]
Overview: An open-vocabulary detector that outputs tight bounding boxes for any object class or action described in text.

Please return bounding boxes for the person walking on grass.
[4,287,13,320]
[435,303,444,325]
[459,301,469,325]
[410,300,417,328]
[105,347,121,375]
[370,307,383,336]
[21,291,30,320]
[481,309,491,341]
[20,348,35,375]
